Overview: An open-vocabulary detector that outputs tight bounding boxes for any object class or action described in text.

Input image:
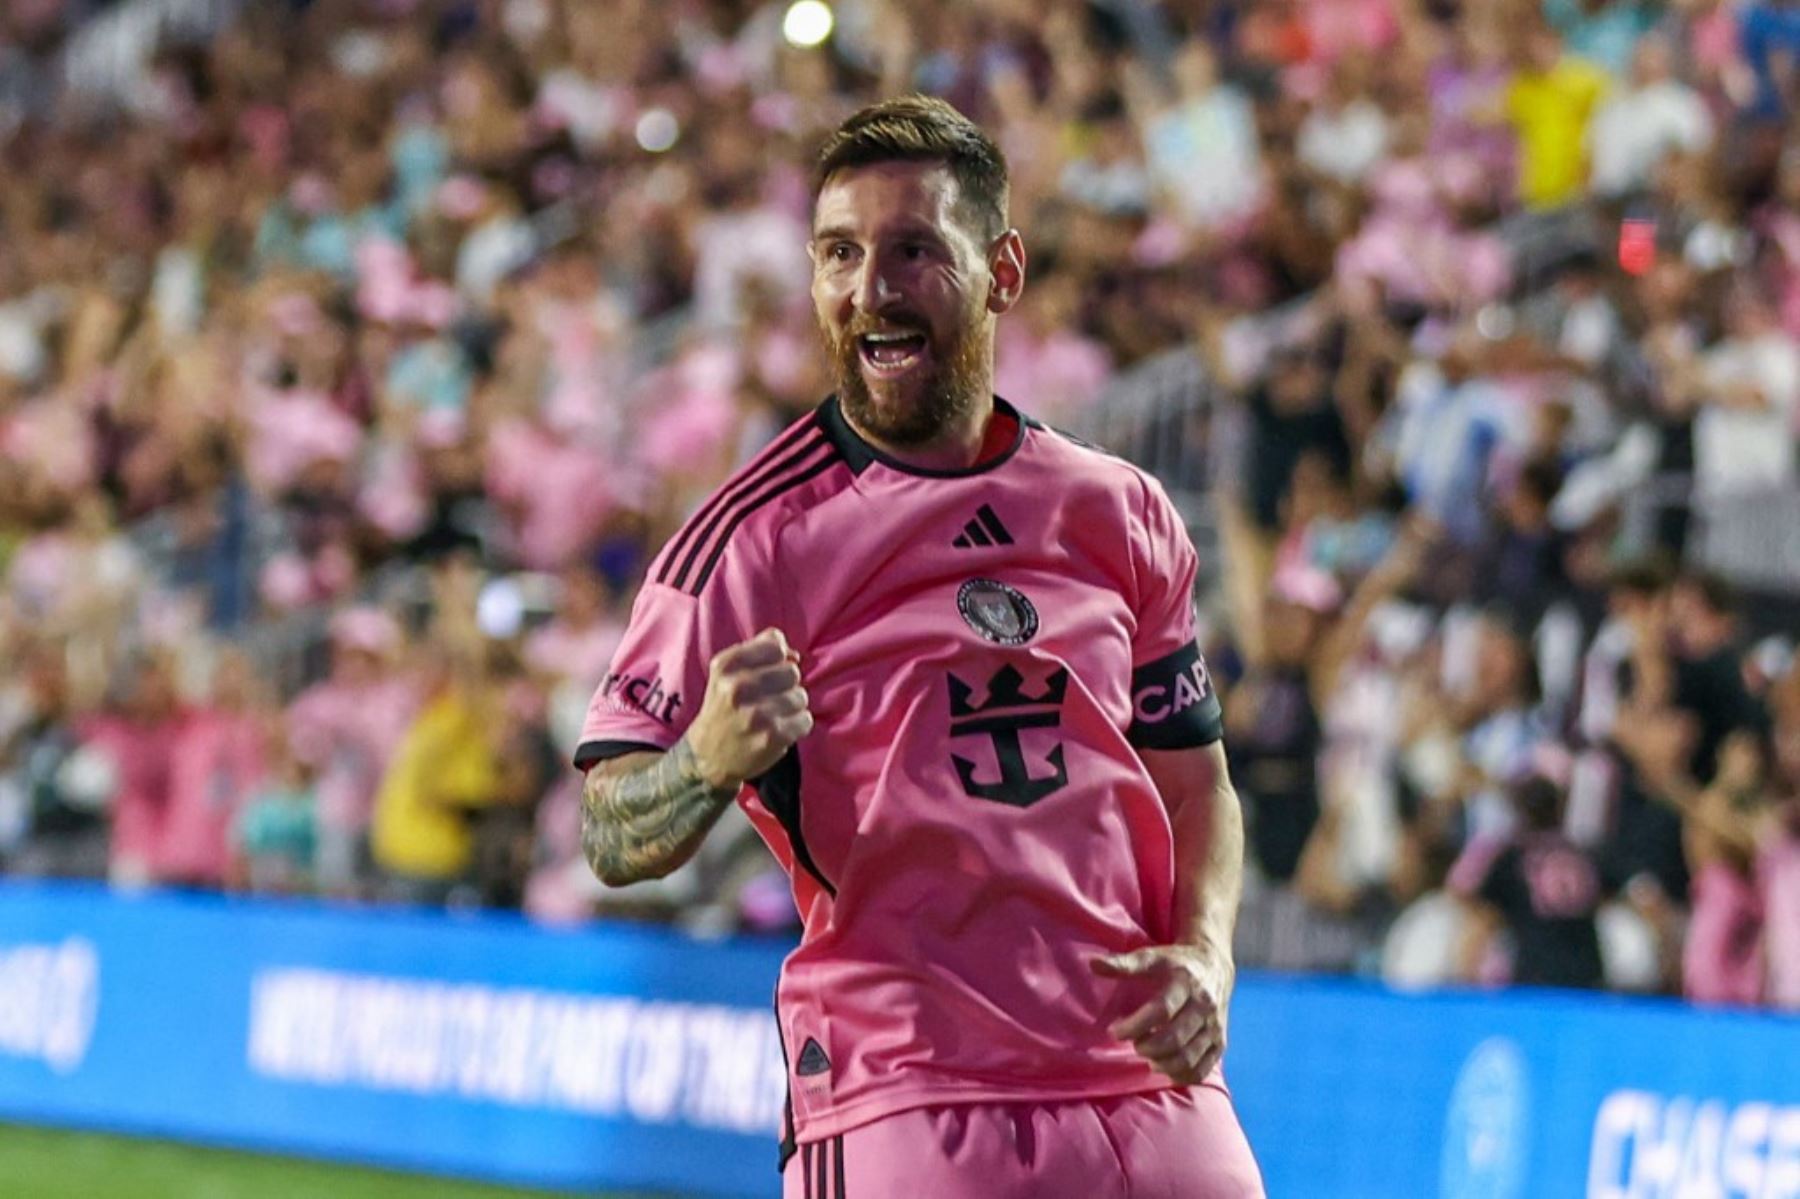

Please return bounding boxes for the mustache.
[841,313,930,340]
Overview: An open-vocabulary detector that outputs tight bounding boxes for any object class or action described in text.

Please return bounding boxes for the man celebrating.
[577,95,1264,1198]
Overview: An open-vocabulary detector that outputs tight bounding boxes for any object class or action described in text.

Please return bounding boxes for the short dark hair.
[1513,775,1566,832]
[1608,558,1675,598]
[814,95,1010,242]
[1515,458,1565,505]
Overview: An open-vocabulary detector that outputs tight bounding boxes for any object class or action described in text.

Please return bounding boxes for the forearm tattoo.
[581,739,738,885]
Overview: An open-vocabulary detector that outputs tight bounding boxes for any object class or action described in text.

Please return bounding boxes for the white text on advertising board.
[1589,1090,1800,1199]
[0,937,99,1074]
[246,968,787,1134]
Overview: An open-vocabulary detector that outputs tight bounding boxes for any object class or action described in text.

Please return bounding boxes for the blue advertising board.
[0,880,1795,1198]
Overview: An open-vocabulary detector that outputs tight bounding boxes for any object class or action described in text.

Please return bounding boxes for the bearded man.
[576,95,1264,1199]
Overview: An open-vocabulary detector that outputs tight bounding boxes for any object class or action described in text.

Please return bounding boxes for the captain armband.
[1126,641,1224,749]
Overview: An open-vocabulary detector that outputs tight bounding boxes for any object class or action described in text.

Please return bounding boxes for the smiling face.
[810,160,1023,448]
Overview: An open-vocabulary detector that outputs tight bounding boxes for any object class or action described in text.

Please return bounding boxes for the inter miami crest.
[956,578,1038,646]
[946,664,1069,807]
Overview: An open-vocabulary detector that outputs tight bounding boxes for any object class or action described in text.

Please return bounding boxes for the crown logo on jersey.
[946,665,1070,808]
[948,664,1069,719]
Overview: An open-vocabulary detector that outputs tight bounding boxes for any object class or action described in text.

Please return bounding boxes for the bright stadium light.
[634,107,680,153]
[782,0,834,48]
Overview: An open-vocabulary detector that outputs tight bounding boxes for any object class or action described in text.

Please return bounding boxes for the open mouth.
[856,330,929,379]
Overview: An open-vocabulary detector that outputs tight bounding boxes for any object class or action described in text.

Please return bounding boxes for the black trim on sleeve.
[752,747,836,898]
[1127,641,1224,749]
[689,452,841,596]
[658,413,823,588]
[571,739,668,772]
[669,432,833,593]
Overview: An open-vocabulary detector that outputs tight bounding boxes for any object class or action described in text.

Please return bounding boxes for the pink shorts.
[782,1084,1265,1199]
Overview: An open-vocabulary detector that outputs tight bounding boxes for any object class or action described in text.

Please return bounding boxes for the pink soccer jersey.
[577,397,1224,1154]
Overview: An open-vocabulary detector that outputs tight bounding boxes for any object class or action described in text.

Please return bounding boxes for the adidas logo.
[952,504,1014,548]
[795,1037,831,1077]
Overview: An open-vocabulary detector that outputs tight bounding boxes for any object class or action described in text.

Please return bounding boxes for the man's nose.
[852,256,900,313]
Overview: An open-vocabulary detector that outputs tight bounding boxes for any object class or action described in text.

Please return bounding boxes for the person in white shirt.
[1696,287,1799,500]
[1297,55,1391,186]
[1140,41,1264,232]
[1587,34,1713,199]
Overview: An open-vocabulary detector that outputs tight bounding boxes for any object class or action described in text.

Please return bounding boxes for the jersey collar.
[818,394,1031,478]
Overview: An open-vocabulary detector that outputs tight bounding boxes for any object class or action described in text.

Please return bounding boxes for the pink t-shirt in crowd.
[485,418,615,570]
[286,676,422,835]
[1305,0,1399,61]
[79,713,180,877]
[1683,861,1765,1008]
[158,709,269,885]
[83,709,271,884]
[578,397,1225,1153]
[1760,826,1800,1011]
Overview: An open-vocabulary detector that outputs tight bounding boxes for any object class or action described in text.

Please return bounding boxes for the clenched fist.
[687,628,814,791]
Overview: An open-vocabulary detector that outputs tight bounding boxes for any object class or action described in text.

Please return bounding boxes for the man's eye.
[901,243,927,260]
[829,243,856,262]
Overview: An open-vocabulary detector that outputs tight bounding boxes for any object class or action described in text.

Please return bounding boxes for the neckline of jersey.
[819,394,1032,479]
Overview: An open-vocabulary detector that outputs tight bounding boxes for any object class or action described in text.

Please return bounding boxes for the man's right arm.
[581,628,811,887]
[581,743,738,886]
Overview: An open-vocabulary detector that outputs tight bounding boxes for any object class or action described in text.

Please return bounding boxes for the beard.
[824,307,989,448]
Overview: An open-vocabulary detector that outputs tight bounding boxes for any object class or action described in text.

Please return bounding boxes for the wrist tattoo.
[582,739,738,886]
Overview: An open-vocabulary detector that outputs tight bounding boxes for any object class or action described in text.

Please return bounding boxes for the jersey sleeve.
[572,538,772,771]
[1125,474,1223,750]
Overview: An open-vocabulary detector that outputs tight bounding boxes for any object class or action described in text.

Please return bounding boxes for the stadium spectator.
[1499,24,1610,210]
[367,561,516,904]
[1545,0,1658,77]
[1587,33,1714,200]
[75,649,186,888]
[285,606,420,897]
[1297,54,1391,187]
[1450,773,1608,990]
[0,643,106,879]
[1739,0,1800,119]
[235,734,319,896]
[1138,41,1263,236]
[1764,658,1800,1009]
[1670,731,1771,1006]
[154,647,270,889]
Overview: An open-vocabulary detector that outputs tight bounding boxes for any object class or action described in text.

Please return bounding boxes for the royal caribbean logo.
[946,664,1068,807]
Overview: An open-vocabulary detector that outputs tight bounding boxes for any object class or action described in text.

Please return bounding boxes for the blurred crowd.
[0,0,1796,1008]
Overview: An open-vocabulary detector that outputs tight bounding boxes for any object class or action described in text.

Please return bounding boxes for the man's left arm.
[1093,740,1243,1085]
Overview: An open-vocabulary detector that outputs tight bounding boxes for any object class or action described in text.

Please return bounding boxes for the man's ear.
[987,228,1026,316]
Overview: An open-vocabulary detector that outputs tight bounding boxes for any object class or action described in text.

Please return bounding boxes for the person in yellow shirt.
[369,644,506,900]
[1502,26,1610,210]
